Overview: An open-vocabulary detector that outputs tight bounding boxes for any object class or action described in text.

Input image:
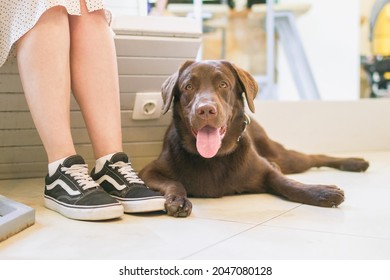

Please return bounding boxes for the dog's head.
[161,60,258,158]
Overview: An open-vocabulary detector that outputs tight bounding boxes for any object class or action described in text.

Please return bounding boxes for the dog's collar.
[237,113,251,142]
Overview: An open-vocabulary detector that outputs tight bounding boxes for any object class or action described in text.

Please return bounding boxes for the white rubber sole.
[44,197,124,221]
[114,196,166,213]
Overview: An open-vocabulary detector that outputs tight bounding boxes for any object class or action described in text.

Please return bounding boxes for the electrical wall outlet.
[132,92,163,120]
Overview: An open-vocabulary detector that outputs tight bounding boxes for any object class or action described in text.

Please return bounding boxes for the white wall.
[277,0,361,100]
[250,99,390,153]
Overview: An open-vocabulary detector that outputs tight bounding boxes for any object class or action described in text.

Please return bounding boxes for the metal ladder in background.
[274,11,320,99]
[263,0,320,99]
[191,0,320,99]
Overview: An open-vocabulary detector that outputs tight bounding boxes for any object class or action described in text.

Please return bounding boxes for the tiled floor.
[0,150,389,260]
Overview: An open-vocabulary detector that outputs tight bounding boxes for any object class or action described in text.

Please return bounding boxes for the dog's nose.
[196,104,218,120]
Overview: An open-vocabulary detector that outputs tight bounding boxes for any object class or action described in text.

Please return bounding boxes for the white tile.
[0,209,253,259]
[0,179,301,260]
[187,225,390,260]
[1,151,389,260]
[264,197,390,240]
[264,153,390,239]
[0,179,253,259]
[191,194,301,224]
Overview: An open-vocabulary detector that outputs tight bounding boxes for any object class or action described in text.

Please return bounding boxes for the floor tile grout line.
[260,203,390,241]
[180,223,260,260]
[181,204,304,259]
[192,203,304,225]
[182,204,390,259]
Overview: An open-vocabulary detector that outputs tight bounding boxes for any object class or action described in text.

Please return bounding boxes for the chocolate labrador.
[139,60,369,217]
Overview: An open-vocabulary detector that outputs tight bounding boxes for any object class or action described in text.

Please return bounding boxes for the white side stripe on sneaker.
[46,179,81,196]
[95,175,127,191]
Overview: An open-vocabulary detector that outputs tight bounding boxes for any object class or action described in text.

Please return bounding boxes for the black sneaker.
[44,155,124,220]
[91,152,165,213]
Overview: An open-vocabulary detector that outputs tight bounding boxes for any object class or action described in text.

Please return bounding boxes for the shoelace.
[109,161,145,185]
[61,164,99,190]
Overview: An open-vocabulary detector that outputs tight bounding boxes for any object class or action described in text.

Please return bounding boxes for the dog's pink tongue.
[196,126,221,158]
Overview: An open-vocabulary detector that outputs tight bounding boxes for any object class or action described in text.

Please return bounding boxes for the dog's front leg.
[265,170,345,207]
[148,179,192,218]
[139,169,192,217]
[163,183,192,217]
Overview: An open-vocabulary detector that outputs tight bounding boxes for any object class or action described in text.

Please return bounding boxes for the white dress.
[0,0,109,67]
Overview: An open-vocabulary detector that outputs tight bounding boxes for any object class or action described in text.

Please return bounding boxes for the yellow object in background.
[372,2,390,55]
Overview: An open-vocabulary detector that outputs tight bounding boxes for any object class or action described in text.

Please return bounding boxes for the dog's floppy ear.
[161,60,195,114]
[223,61,258,113]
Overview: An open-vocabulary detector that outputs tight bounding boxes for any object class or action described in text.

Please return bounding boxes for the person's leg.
[68,2,165,213]
[16,6,123,220]
[16,6,76,163]
[68,1,122,159]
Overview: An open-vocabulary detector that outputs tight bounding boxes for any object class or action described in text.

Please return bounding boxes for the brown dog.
[139,60,369,217]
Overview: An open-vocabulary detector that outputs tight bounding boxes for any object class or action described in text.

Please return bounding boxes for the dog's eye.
[185,84,193,90]
[219,81,228,88]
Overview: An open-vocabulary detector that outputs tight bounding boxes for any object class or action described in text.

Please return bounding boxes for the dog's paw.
[165,195,192,217]
[339,158,369,172]
[310,185,345,207]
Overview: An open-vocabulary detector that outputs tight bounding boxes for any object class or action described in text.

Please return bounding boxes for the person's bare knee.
[44,5,68,17]
[32,5,68,27]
